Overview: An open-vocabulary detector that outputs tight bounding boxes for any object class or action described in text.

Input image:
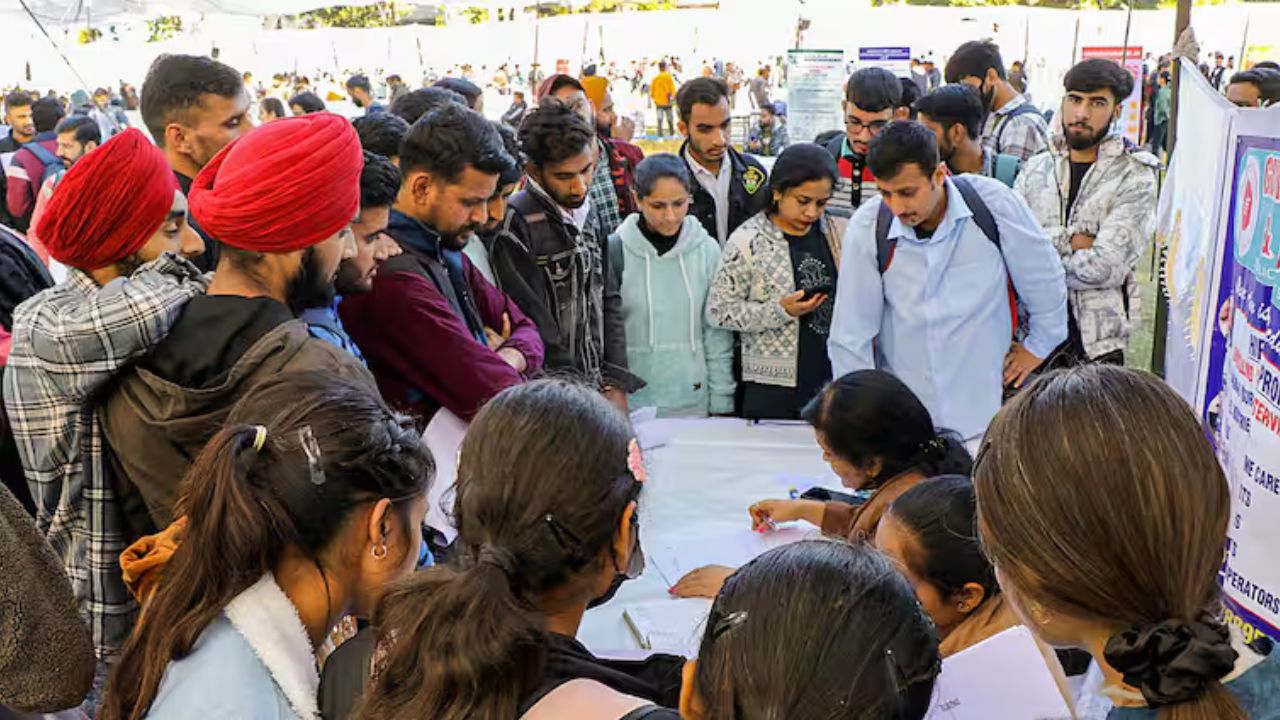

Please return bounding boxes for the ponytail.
[101,374,431,720]
[102,425,284,720]
[358,554,546,720]
[356,379,642,719]
[914,431,973,479]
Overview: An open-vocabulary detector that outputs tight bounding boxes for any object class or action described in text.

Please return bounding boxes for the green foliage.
[461,6,490,23]
[146,15,183,42]
[78,27,102,44]
[296,2,407,28]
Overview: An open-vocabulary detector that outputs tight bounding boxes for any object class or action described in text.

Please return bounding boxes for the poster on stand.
[785,49,845,148]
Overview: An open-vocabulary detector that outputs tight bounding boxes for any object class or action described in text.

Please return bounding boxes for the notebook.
[622,598,712,657]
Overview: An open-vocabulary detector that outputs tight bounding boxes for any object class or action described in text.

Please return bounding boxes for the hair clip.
[544,513,586,559]
[251,425,268,452]
[627,439,647,483]
[711,610,748,640]
[297,425,325,486]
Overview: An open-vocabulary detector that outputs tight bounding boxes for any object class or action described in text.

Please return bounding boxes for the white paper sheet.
[421,407,467,543]
[648,525,821,588]
[925,626,1072,720]
[622,598,712,657]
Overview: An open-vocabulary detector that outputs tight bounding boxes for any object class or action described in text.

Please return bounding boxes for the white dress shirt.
[685,146,732,245]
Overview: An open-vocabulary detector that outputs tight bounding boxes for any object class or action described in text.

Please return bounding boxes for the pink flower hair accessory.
[627,439,647,483]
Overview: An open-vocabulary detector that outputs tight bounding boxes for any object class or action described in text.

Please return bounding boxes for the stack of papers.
[649,525,820,588]
[925,626,1072,720]
[622,598,712,657]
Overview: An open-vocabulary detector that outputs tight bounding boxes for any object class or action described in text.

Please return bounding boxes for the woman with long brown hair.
[976,365,1280,720]
[99,373,433,720]
[357,379,682,719]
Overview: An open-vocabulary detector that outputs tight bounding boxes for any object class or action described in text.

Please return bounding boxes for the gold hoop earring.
[371,544,388,560]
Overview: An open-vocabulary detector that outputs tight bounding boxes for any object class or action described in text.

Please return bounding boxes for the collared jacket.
[680,141,769,245]
[3,254,208,661]
[491,187,643,393]
[1015,133,1159,360]
[707,212,841,388]
[340,210,544,424]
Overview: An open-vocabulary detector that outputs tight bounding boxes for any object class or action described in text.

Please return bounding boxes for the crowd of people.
[0,31,1276,720]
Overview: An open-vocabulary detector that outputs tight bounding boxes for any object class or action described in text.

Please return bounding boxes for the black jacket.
[486,188,643,393]
[680,142,768,244]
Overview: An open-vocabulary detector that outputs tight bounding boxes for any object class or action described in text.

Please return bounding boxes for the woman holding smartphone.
[707,143,842,420]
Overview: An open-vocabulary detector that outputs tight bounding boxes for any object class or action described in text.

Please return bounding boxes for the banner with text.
[1201,108,1280,646]
[858,46,911,78]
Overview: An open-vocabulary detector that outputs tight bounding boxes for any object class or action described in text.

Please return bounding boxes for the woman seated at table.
[671,369,971,598]
[356,379,684,720]
[679,539,940,720]
[875,475,1017,656]
[608,153,734,418]
[977,366,1280,719]
[706,143,843,420]
[100,375,433,720]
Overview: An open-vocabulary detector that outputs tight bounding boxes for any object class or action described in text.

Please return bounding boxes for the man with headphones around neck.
[1014,58,1159,368]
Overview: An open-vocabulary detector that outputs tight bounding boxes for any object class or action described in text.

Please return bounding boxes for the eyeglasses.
[844,116,890,135]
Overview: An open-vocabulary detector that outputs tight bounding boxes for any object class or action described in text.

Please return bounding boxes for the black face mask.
[587,516,645,609]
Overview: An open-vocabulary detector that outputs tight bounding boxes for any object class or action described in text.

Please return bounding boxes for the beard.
[287,246,337,315]
[1064,121,1108,151]
[981,85,996,112]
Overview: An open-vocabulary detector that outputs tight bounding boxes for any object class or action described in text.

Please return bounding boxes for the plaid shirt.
[981,94,1050,163]
[3,254,208,661]
[589,137,624,237]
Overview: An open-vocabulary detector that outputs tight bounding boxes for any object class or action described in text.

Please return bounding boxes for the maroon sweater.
[339,256,544,423]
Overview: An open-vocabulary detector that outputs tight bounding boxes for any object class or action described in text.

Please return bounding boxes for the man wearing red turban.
[4,126,211,701]
[100,112,376,534]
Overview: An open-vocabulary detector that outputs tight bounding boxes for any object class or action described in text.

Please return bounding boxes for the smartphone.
[802,284,833,301]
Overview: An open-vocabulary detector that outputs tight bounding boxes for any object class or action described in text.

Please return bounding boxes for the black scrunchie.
[1103,615,1238,706]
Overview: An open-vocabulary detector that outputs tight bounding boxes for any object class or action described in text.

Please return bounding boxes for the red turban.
[189,113,362,254]
[38,128,178,271]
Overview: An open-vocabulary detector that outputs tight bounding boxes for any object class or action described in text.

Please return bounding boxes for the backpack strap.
[508,190,562,255]
[521,679,651,720]
[22,142,61,183]
[951,177,1000,249]
[875,200,897,273]
[994,101,1041,155]
[606,232,624,283]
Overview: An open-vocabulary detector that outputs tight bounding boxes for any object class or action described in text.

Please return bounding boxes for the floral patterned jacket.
[1014,133,1159,359]
[707,212,841,387]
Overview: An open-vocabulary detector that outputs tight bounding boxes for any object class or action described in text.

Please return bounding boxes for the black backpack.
[0,223,53,330]
[874,176,1017,337]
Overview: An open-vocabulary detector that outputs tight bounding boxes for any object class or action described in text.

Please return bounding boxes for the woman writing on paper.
[670,370,971,598]
[357,380,683,719]
[977,366,1280,719]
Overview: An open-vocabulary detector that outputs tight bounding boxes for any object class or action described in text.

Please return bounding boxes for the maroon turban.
[189,113,362,254]
[38,128,178,271]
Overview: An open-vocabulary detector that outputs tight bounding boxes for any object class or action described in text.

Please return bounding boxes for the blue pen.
[788,487,800,500]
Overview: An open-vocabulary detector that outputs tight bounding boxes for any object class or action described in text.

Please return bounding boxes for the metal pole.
[1239,15,1250,70]
[1151,0,1192,377]
[17,0,93,92]
[1071,16,1081,65]
[531,14,540,94]
[1121,0,1134,65]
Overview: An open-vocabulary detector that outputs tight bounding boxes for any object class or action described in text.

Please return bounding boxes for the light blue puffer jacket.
[608,215,736,416]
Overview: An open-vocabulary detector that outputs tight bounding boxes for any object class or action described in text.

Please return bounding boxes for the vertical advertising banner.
[1204,130,1280,645]
[785,49,845,148]
[1080,47,1144,144]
